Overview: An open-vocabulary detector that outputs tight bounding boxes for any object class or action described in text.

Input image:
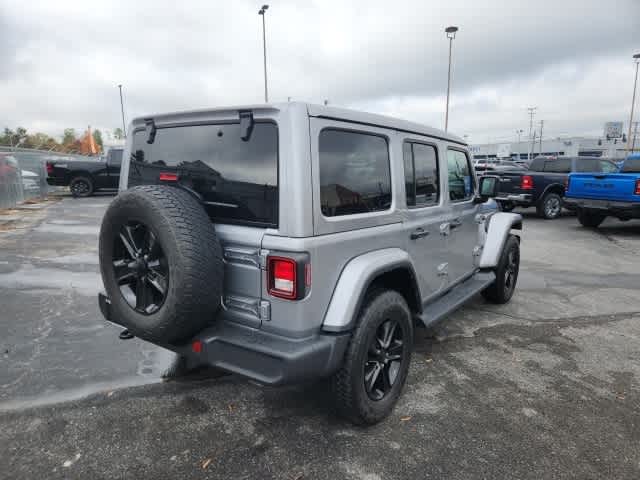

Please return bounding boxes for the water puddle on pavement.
[0,348,180,412]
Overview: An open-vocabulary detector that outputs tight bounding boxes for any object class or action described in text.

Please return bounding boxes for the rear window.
[543,159,571,173]
[128,122,278,227]
[621,159,640,173]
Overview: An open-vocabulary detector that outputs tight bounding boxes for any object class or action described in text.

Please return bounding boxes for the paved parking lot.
[1,198,639,479]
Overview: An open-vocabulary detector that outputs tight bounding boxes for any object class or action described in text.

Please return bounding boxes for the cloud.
[0,0,638,141]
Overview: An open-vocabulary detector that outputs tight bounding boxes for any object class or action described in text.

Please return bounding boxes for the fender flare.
[478,212,523,269]
[322,248,420,333]
[539,183,565,203]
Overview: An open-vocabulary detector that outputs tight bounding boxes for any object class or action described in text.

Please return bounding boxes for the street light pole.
[444,26,458,132]
[118,84,127,139]
[527,107,537,161]
[625,53,640,157]
[258,5,270,103]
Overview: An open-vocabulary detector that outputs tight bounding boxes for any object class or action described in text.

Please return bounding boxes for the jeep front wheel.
[482,234,520,304]
[330,290,413,425]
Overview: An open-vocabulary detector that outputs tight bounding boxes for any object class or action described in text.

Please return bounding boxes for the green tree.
[92,129,104,152]
[113,127,124,140]
[63,128,76,146]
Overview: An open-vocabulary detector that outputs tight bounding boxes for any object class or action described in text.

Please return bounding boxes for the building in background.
[470,122,639,161]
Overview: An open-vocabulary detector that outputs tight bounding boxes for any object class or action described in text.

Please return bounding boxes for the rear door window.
[575,159,599,172]
[318,129,391,217]
[447,149,474,201]
[128,122,278,227]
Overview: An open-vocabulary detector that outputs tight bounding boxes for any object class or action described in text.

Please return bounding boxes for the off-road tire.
[70,176,94,197]
[330,290,413,425]
[99,185,223,344]
[577,209,606,228]
[536,192,562,219]
[482,234,520,304]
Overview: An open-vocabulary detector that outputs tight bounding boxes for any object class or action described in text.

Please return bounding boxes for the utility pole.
[632,121,639,152]
[539,120,544,155]
[626,53,640,157]
[258,5,270,103]
[527,107,537,161]
[444,26,459,132]
[118,84,127,139]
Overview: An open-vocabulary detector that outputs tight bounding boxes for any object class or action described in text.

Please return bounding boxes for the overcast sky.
[1,0,638,144]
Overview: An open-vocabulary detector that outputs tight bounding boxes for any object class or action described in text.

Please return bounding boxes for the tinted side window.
[599,160,618,173]
[447,150,474,201]
[575,159,599,172]
[319,129,391,217]
[529,158,545,171]
[108,149,123,166]
[543,159,571,173]
[404,142,439,207]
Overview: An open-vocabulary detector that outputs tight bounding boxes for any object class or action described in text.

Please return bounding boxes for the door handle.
[410,228,430,240]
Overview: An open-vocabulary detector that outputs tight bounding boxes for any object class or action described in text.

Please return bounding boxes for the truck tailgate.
[567,173,638,202]
[495,171,524,194]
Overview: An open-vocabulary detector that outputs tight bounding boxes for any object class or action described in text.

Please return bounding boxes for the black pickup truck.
[46,148,123,197]
[493,156,619,219]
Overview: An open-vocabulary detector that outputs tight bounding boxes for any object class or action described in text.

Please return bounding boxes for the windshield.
[127,122,278,227]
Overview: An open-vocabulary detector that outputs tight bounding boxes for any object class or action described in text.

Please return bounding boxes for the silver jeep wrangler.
[98,102,522,425]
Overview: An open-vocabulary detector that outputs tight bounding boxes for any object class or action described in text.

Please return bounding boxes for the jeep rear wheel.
[330,290,413,425]
[99,185,224,344]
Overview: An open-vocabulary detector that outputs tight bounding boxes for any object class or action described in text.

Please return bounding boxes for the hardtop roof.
[129,102,467,146]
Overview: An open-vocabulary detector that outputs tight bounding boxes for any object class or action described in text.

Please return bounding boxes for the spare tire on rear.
[99,185,224,344]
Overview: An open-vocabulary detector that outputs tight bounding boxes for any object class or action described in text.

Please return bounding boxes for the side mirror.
[475,175,499,203]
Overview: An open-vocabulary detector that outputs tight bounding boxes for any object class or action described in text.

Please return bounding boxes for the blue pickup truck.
[564,154,640,228]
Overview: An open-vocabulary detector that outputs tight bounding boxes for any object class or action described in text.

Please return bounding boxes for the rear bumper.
[98,292,350,386]
[495,193,533,205]
[563,198,640,219]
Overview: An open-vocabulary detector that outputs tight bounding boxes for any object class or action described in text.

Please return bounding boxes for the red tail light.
[521,175,533,190]
[46,162,54,174]
[635,179,640,196]
[159,172,178,182]
[268,257,297,299]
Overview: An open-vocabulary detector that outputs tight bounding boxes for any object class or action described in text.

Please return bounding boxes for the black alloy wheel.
[503,246,519,298]
[70,177,93,197]
[365,318,406,401]
[112,221,168,314]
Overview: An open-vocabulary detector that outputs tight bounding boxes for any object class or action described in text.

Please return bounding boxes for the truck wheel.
[537,192,562,219]
[482,235,520,304]
[577,209,606,228]
[70,176,94,197]
[99,185,224,344]
[330,290,413,425]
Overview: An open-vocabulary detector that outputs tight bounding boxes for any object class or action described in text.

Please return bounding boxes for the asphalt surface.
[1,198,639,479]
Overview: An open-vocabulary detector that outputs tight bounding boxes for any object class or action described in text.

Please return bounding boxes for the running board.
[416,271,495,329]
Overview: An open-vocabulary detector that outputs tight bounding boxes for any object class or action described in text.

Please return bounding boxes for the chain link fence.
[0,146,96,209]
